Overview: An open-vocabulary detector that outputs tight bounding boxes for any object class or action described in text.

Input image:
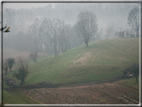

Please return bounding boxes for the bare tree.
[38,18,53,53]
[28,18,40,52]
[44,18,64,56]
[59,23,71,53]
[76,11,98,47]
[128,7,139,37]
[13,58,29,85]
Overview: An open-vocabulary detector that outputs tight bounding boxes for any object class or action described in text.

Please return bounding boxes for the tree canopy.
[75,11,98,47]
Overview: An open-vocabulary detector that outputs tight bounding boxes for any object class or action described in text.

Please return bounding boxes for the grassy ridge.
[5,38,139,85]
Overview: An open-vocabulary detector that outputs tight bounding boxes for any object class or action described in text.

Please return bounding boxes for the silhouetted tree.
[128,7,139,37]
[44,18,64,56]
[123,63,139,83]
[59,23,71,53]
[39,18,54,53]
[6,58,15,72]
[13,58,29,85]
[76,11,98,47]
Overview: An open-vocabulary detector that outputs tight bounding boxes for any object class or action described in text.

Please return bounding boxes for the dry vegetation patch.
[73,52,92,66]
[20,82,139,104]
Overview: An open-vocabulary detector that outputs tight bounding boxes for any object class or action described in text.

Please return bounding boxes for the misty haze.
[2,2,140,105]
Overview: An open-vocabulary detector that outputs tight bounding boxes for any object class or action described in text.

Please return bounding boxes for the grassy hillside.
[4,38,139,85]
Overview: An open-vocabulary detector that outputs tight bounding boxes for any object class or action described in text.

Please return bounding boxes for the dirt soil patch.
[19,81,139,104]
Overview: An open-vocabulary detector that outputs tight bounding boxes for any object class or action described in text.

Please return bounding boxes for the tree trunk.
[53,39,58,57]
[86,42,88,47]
[135,77,138,83]
[10,68,11,72]
[136,28,139,37]
[20,79,24,85]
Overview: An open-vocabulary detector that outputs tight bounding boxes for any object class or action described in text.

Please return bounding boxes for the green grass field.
[4,38,139,85]
[117,77,139,89]
[3,81,41,104]
[3,90,41,104]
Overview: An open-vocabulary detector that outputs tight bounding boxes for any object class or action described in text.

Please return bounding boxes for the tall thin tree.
[128,7,139,37]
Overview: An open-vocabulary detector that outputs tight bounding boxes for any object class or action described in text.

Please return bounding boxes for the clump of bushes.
[3,58,15,74]
[123,63,139,83]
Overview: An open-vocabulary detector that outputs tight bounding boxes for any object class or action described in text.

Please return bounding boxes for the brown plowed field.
[20,82,139,104]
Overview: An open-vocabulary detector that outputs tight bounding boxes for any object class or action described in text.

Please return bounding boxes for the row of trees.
[3,10,98,56]
[36,11,98,56]
[3,52,38,75]
[3,3,136,36]
[3,6,139,55]
[37,18,72,56]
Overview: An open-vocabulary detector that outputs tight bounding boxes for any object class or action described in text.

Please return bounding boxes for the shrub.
[29,52,38,62]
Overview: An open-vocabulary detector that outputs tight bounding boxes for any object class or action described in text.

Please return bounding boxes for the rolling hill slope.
[5,38,139,86]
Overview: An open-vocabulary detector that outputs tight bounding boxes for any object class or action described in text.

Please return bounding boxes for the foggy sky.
[2,3,138,32]
[3,3,54,10]
[2,0,139,10]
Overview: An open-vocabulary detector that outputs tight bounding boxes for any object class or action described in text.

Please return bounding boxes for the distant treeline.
[3,3,138,55]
